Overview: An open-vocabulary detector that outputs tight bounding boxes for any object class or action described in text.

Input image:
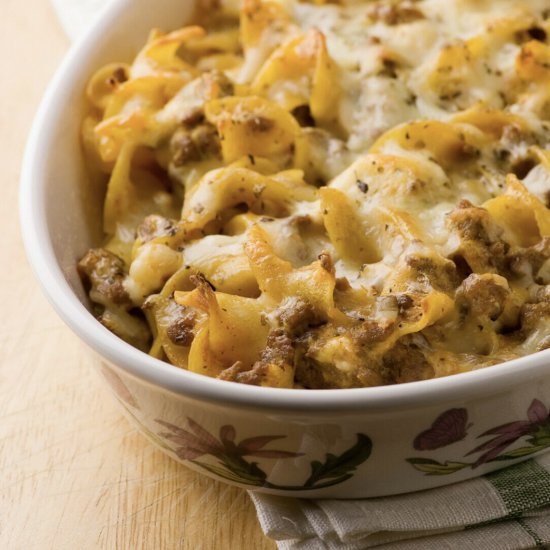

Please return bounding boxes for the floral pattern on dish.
[413,408,471,450]
[407,399,550,475]
[156,417,372,490]
[100,365,140,409]
[97,367,373,490]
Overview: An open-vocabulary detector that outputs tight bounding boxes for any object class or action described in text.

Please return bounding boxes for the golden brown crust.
[79,0,550,388]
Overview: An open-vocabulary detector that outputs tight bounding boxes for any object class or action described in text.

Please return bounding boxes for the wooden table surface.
[0,1,275,548]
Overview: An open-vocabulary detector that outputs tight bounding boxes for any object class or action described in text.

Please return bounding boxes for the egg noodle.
[79,0,550,388]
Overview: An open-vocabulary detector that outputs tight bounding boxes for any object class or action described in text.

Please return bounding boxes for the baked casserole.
[79,0,550,388]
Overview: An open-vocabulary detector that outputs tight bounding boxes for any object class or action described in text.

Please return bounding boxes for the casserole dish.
[20,0,550,497]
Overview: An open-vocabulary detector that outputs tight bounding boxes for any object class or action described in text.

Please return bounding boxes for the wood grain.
[0,1,275,548]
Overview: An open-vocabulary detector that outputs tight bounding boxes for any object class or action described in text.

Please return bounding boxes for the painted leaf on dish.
[408,399,550,475]
[100,365,140,409]
[406,458,470,476]
[155,417,372,490]
[303,434,372,488]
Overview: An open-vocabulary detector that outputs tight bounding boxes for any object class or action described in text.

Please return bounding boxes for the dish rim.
[19,0,550,413]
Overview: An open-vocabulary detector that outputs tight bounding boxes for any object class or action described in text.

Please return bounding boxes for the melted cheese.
[80,0,550,389]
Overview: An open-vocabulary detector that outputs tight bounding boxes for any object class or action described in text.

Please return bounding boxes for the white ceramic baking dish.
[20,0,550,498]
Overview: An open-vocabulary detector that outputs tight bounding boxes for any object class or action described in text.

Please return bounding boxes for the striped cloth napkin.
[250,454,550,549]
[51,1,550,547]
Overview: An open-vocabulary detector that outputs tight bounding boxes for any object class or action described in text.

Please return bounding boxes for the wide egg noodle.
[204,96,300,164]
[251,29,339,125]
[174,279,270,376]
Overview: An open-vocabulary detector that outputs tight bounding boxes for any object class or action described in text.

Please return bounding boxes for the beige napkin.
[249,453,550,549]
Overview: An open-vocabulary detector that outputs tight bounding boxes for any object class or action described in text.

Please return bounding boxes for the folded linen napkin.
[250,453,550,549]
[51,1,550,547]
